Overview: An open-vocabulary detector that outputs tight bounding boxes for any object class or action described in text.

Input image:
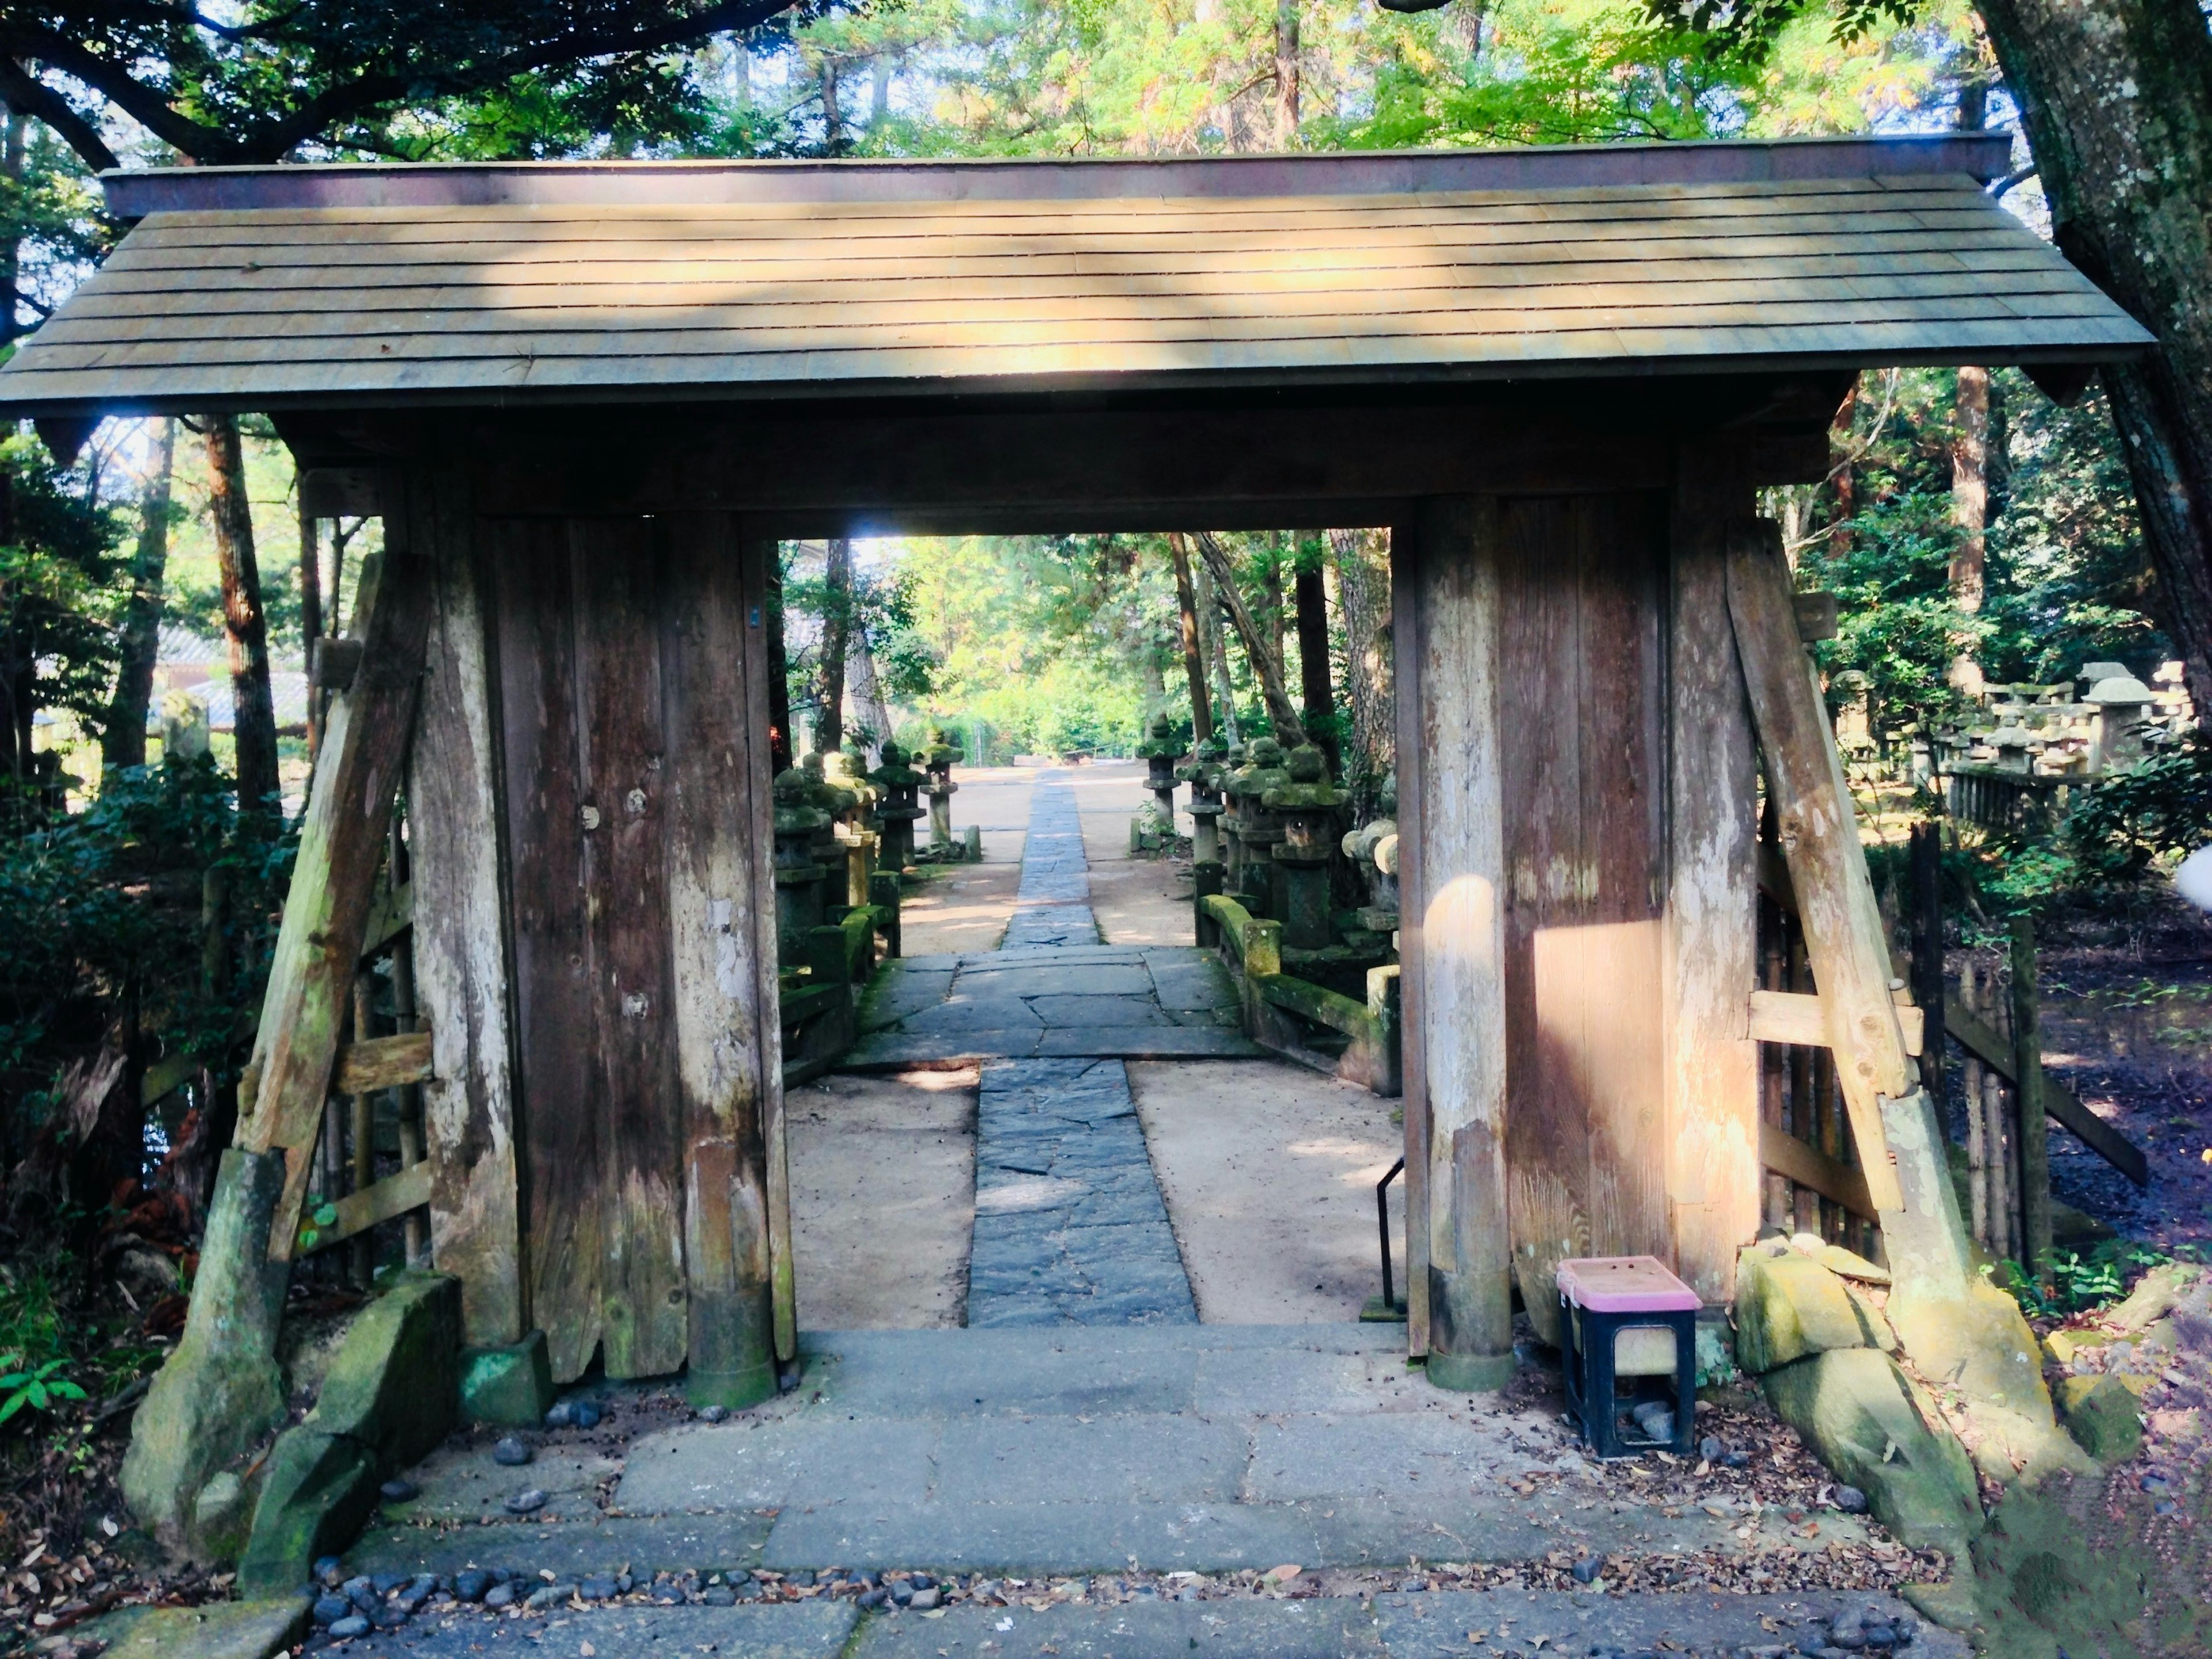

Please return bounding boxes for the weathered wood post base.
[120,1148,292,1554]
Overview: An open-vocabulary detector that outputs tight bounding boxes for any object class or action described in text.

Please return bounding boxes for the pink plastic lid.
[1555,1255,1702,1313]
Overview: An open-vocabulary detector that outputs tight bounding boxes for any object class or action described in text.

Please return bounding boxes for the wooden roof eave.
[0,337,2152,425]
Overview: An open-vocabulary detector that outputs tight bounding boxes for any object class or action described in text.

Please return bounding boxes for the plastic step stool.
[1556,1255,1700,1459]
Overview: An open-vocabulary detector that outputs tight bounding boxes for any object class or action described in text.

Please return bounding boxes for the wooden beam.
[331,1031,433,1093]
[1759,1121,1874,1219]
[1391,514,1431,1354]
[1725,520,1906,1215]
[1401,497,1515,1391]
[1752,988,1924,1056]
[359,879,412,959]
[404,466,527,1347]
[1944,994,2148,1187]
[296,1160,433,1255]
[240,529,435,1263]
[1665,445,1761,1309]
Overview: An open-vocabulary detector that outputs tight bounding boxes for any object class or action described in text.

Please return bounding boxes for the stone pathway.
[1001,768,1097,946]
[968,1058,1196,1326]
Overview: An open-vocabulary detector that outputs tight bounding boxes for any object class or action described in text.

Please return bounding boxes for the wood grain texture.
[329,1031,433,1093]
[661,513,778,1400]
[1495,496,1669,1344]
[573,521,688,1380]
[1725,520,1907,1216]
[408,471,527,1347]
[1,173,2145,412]
[493,518,605,1382]
[240,531,433,1263]
[1752,989,1925,1054]
[1390,517,1430,1355]
[1665,452,1761,1306]
[1406,497,1514,1379]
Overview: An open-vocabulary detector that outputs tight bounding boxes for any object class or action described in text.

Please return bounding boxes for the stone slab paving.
[967,1059,1199,1327]
[360,1327,1887,1586]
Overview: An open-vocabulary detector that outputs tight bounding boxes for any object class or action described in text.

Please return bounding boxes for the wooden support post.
[1725,519,1971,1297]
[2010,916,2051,1279]
[240,522,435,1263]
[1397,499,1514,1390]
[747,532,798,1366]
[1666,447,1760,1305]
[666,516,781,1407]
[350,972,377,1287]
[1909,821,1947,1114]
[404,469,525,1347]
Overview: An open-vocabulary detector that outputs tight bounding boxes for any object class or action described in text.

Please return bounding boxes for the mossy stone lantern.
[771,767,832,960]
[1264,743,1346,952]
[1341,771,1400,936]
[1177,734,1230,867]
[921,725,960,853]
[1137,712,1183,839]
[1230,736,1291,917]
[870,740,929,872]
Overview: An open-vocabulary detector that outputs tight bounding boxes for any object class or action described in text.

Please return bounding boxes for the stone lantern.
[921,725,960,855]
[870,740,929,872]
[2086,671,2157,772]
[1216,740,1250,889]
[1342,772,1399,936]
[820,747,877,906]
[1177,734,1230,868]
[1264,744,1346,952]
[1230,736,1291,917]
[771,767,832,961]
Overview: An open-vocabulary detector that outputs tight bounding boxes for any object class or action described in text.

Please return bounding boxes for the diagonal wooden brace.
[238,525,435,1263]
[1726,519,1906,1213]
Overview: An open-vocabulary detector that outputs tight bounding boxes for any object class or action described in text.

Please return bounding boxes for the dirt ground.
[785,1068,977,1330]
[1128,1058,1407,1324]
[1068,760,1198,946]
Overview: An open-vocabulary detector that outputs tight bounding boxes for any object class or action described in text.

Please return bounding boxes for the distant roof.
[0,136,2150,416]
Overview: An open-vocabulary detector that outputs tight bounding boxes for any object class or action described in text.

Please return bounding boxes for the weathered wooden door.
[1495,493,1671,1344]
[488,514,786,1391]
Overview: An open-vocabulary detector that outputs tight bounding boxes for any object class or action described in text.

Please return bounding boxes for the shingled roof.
[0,135,2150,415]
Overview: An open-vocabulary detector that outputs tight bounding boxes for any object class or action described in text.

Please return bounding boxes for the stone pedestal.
[922,726,960,854]
[1264,744,1346,952]
[772,768,832,959]
[1230,736,1290,918]
[1178,736,1229,869]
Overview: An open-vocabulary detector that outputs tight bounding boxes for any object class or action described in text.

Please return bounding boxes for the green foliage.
[0,1354,86,1426]
[0,759,294,1171]
[0,430,130,760]
[2065,731,2212,887]
[1993,1240,2179,1320]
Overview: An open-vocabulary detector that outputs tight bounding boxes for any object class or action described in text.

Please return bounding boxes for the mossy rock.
[460,1329,555,1426]
[1762,1346,1984,1559]
[2055,1373,2143,1464]
[1733,1245,1894,1374]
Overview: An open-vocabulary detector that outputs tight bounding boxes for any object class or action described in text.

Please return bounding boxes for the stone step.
[301,1586,1967,1659]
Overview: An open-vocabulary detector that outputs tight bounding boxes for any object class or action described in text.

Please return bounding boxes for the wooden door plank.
[1498,496,1591,1348]
[574,521,688,1380]
[1574,495,1672,1264]
[408,469,527,1347]
[1665,451,1761,1304]
[739,529,799,1364]
[1390,518,1431,1354]
[494,518,605,1382]
[241,527,434,1259]
[330,1031,433,1093]
[662,512,778,1403]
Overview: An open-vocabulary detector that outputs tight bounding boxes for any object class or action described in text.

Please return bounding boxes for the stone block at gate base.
[1732,1244,1895,1374]
[460,1327,556,1425]
[1761,1346,1984,1559]
[237,1272,463,1593]
[2055,1373,2143,1464]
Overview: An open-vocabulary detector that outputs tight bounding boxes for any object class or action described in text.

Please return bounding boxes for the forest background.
[0,0,2209,1563]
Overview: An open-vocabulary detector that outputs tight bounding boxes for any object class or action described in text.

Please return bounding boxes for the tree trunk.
[1166,533,1214,743]
[1263,537,1286,673]
[0,107,24,345]
[847,630,896,757]
[104,418,175,770]
[816,537,852,753]
[821,60,845,154]
[1274,0,1301,148]
[1194,531,1304,744]
[1294,543,1338,774]
[1977,0,2212,722]
[202,414,281,823]
[1331,526,1394,809]
[1827,381,1858,563]
[1194,551,1239,744]
[1949,366,1991,693]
